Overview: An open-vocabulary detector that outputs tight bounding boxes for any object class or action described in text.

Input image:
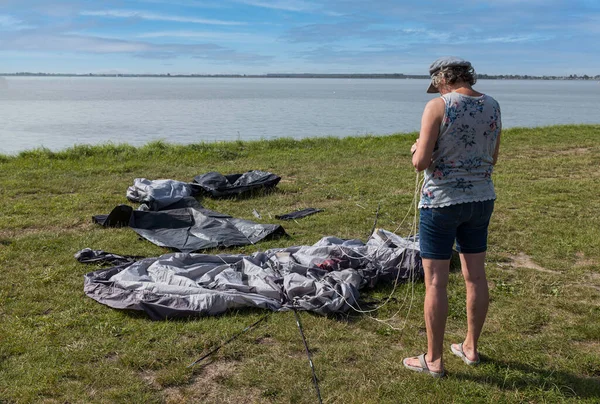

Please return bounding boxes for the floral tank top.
[419,92,502,208]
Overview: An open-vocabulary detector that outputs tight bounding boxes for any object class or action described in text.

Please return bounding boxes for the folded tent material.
[83,229,423,320]
[193,170,281,198]
[95,172,286,252]
[126,178,197,210]
[93,198,286,252]
[86,171,423,320]
[125,170,281,210]
[275,208,324,220]
[75,248,140,266]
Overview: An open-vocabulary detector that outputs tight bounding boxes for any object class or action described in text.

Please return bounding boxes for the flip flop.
[403,353,445,378]
[450,343,480,366]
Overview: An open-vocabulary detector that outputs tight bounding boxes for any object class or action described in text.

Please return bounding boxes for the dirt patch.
[159,361,261,404]
[555,147,591,156]
[507,252,560,274]
[564,283,600,294]
[0,228,45,239]
[255,336,276,345]
[279,176,297,184]
[495,262,515,272]
[583,272,600,292]
[140,370,161,390]
[575,252,597,268]
[574,340,600,354]
[590,272,600,282]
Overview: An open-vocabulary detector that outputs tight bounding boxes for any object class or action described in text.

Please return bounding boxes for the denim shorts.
[419,200,495,260]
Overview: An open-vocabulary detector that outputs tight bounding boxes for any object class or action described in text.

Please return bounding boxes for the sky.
[0,0,598,76]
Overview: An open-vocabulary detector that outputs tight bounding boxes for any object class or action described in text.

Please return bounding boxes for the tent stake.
[369,201,382,238]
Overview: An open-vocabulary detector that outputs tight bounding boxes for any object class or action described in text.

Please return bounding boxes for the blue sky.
[0,0,598,75]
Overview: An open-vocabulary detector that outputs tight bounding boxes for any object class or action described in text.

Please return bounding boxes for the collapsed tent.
[93,197,286,252]
[125,171,280,210]
[83,229,423,320]
[193,170,281,198]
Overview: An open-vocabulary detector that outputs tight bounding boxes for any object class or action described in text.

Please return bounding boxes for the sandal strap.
[418,353,428,370]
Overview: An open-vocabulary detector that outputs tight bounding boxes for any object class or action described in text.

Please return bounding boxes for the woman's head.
[427,56,477,93]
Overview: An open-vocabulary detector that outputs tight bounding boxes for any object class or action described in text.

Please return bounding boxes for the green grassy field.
[1,125,599,403]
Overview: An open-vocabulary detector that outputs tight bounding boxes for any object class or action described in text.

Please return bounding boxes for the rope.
[324,170,421,316]
[208,170,423,325]
[187,315,268,368]
[370,170,421,331]
[310,170,422,333]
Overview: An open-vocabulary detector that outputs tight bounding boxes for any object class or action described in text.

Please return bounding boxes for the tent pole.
[293,309,323,404]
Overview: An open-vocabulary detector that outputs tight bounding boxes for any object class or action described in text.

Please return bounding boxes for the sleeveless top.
[419,92,502,208]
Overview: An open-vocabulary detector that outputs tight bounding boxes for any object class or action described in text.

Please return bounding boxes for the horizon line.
[1,72,598,79]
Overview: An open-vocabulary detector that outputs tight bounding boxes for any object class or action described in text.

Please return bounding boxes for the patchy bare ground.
[564,283,600,294]
[142,361,261,404]
[505,252,561,274]
[554,147,592,156]
[575,252,597,268]
[584,272,600,292]
[278,176,297,184]
[502,251,600,292]
[255,336,276,346]
[574,340,600,354]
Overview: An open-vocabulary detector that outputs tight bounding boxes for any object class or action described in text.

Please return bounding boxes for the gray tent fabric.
[275,208,323,220]
[125,171,280,210]
[93,197,286,252]
[93,204,135,227]
[75,248,140,266]
[130,205,286,252]
[126,178,198,210]
[193,170,281,198]
[83,229,423,320]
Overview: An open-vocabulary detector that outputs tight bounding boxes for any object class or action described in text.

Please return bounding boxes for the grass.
[1,124,599,403]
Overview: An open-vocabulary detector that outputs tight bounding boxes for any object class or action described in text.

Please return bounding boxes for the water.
[0,77,598,155]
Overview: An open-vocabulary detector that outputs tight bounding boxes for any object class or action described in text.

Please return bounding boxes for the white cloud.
[138,30,275,44]
[0,31,272,63]
[0,14,33,30]
[80,9,246,26]
[132,0,226,8]
[233,0,318,12]
[482,34,552,43]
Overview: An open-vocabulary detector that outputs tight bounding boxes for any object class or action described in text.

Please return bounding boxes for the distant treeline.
[1,72,599,80]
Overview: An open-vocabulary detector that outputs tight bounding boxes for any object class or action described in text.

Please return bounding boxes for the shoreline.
[2,124,599,160]
[2,73,598,80]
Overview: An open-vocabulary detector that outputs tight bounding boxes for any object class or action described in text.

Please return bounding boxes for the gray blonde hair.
[431,65,477,89]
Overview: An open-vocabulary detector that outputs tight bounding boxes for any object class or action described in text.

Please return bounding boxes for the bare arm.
[412,98,445,171]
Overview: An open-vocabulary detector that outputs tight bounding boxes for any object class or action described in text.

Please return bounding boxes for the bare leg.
[405,258,450,373]
[454,252,488,362]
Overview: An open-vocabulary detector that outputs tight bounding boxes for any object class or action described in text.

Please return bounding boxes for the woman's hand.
[411,139,419,155]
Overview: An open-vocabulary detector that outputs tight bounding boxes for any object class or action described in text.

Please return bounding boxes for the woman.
[403,56,502,377]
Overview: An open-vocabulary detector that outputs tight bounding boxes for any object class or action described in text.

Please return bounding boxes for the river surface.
[0,77,598,155]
